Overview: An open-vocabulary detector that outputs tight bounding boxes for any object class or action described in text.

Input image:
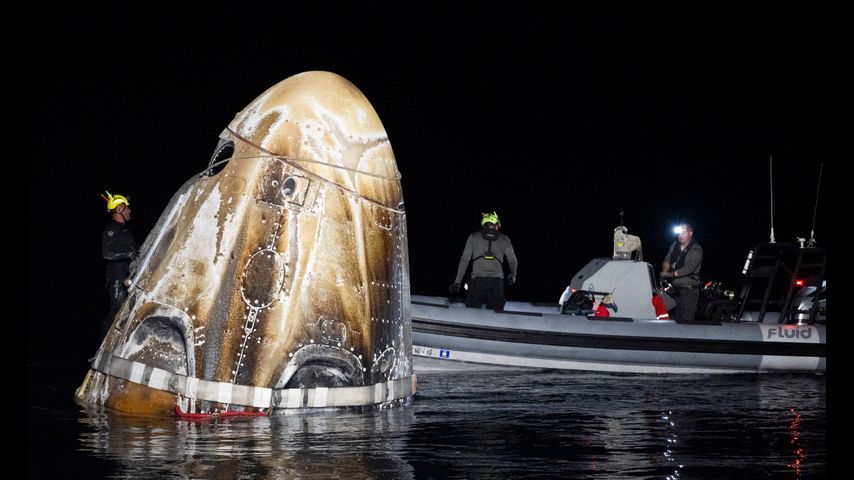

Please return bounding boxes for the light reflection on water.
[787,407,804,478]
[31,372,826,479]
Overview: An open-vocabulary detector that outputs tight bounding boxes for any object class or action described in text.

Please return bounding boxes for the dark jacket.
[665,240,703,288]
[102,220,138,282]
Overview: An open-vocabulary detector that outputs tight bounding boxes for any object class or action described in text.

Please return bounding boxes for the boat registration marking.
[413,345,452,359]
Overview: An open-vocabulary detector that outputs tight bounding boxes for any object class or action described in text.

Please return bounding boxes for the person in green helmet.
[450,211,518,311]
[101,191,138,336]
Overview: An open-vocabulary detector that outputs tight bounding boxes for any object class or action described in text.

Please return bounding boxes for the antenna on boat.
[807,163,823,248]
[619,210,625,226]
[768,155,776,243]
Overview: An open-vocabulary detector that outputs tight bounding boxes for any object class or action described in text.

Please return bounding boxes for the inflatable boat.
[412,227,826,374]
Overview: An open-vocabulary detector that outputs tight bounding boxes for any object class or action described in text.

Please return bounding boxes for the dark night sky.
[28,4,828,357]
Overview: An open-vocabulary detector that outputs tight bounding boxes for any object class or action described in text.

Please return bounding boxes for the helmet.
[481,211,500,226]
[103,191,130,212]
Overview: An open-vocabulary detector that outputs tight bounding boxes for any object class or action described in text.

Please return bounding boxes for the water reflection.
[787,407,803,478]
[758,374,824,478]
[78,405,415,479]
[50,372,826,479]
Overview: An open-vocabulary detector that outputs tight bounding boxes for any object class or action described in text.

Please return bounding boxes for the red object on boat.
[652,295,670,320]
[175,405,266,420]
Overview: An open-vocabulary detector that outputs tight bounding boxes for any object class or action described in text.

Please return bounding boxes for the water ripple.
[29,371,826,479]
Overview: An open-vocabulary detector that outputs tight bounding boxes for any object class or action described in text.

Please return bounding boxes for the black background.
[28,4,828,381]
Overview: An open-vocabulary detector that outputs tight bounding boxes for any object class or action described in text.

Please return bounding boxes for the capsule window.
[205,140,235,176]
[282,177,297,198]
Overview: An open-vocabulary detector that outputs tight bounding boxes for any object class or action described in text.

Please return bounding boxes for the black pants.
[673,287,698,323]
[465,277,505,311]
[103,277,127,336]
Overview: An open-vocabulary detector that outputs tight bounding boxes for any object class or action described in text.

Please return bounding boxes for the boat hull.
[411,296,825,374]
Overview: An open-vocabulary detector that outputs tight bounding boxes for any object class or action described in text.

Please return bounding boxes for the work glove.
[507,273,516,285]
[660,271,673,279]
[449,282,460,294]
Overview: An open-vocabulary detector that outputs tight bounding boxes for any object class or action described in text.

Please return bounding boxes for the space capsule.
[76,71,414,415]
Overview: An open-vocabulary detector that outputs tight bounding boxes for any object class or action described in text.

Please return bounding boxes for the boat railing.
[735,243,826,324]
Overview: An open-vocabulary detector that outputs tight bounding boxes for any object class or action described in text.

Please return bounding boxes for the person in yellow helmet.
[450,211,518,311]
[101,191,138,336]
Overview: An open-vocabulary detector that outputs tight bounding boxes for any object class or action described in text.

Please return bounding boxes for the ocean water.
[28,370,826,479]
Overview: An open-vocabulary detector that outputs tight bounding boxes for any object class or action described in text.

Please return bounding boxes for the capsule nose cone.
[227,71,401,208]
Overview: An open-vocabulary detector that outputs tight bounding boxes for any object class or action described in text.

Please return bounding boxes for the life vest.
[475,240,504,265]
[668,240,700,281]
